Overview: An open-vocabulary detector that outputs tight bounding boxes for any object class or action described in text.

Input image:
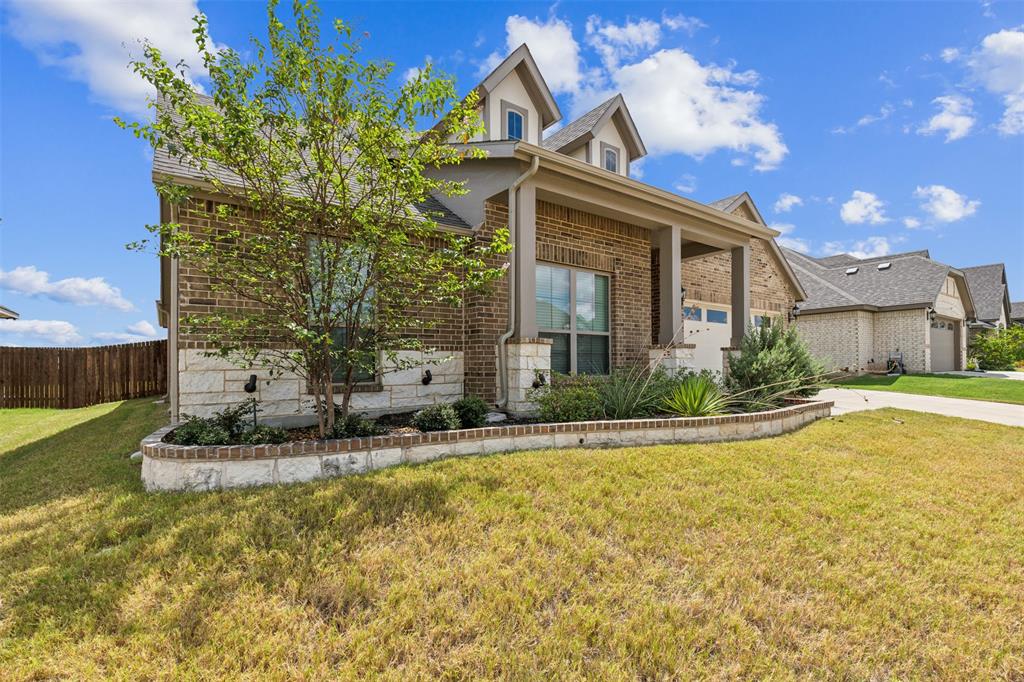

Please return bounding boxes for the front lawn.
[834,372,1024,405]
[1,399,1022,678]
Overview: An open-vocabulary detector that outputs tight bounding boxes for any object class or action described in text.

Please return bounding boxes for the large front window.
[536,264,610,375]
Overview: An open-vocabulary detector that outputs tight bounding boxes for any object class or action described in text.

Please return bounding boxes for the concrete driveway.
[936,370,1024,381]
[818,387,1024,428]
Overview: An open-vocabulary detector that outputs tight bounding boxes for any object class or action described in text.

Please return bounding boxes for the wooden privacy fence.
[0,340,167,409]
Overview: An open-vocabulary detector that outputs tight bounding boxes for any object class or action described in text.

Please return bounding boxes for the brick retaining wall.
[141,399,833,492]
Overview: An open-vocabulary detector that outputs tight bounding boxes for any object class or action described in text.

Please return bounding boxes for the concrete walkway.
[818,388,1024,428]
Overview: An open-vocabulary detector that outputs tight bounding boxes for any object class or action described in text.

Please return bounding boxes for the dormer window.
[501,101,528,141]
[507,110,523,140]
[600,142,620,173]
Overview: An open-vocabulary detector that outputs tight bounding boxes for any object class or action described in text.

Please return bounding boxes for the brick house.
[785,248,976,374]
[154,44,804,422]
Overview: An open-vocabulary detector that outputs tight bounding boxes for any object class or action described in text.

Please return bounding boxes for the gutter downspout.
[496,154,540,409]
[168,202,181,423]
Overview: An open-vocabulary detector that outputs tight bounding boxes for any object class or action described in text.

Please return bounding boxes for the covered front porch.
[478,148,769,414]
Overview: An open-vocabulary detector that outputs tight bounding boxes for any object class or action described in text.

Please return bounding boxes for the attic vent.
[845,267,859,275]
[877,262,892,270]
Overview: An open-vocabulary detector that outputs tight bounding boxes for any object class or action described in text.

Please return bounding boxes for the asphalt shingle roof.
[707,193,743,211]
[1011,301,1024,321]
[541,97,618,152]
[152,93,470,230]
[783,248,954,313]
[961,264,1007,322]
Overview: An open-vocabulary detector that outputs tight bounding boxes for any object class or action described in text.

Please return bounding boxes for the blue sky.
[1,0,1022,346]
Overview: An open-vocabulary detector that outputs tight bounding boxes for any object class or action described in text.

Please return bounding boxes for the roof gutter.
[496,153,540,410]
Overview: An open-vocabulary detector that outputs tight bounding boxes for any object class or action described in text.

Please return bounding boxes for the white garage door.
[930,319,956,372]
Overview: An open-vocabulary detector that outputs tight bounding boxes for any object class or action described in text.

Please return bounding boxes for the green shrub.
[240,424,290,445]
[331,411,385,439]
[971,327,1024,370]
[662,374,733,417]
[169,398,260,445]
[168,418,232,446]
[453,395,490,428]
[411,403,461,432]
[531,376,602,423]
[725,324,823,407]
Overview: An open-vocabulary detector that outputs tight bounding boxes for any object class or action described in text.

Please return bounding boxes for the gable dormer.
[540,94,646,178]
[473,44,561,146]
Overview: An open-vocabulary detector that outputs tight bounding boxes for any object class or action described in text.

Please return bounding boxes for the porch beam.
[731,243,750,348]
[680,242,726,261]
[514,180,538,338]
[653,226,683,346]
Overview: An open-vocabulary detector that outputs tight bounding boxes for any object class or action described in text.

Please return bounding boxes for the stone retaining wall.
[141,399,833,492]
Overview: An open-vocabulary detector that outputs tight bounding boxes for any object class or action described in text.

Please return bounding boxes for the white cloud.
[917,95,975,141]
[773,193,803,213]
[589,48,787,169]
[629,158,646,179]
[840,191,889,225]
[914,185,980,223]
[5,0,217,115]
[968,29,1024,135]
[482,14,583,94]
[0,265,134,311]
[402,56,433,84]
[777,237,811,254]
[940,47,961,63]
[769,222,795,235]
[127,320,159,337]
[903,216,922,229]
[0,319,82,346]
[673,173,697,193]
[822,237,893,260]
[661,13,707,36]
[586,16,662,70]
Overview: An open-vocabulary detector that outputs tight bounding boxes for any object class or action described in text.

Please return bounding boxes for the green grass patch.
[834,373,1024,405]
[1,399,1022,678]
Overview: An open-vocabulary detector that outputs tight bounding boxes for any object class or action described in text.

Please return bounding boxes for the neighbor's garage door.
[930,318,956,372]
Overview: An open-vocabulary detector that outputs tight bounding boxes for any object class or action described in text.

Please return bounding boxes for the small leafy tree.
[119,0,509,435]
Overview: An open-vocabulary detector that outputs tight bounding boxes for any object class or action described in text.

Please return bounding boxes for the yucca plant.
[662,374,734,417]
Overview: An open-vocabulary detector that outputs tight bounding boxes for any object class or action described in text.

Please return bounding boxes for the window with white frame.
[536,264,610,375]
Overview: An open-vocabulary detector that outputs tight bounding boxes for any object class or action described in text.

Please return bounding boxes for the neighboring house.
[961,264,1013,349]
[154,44,802,421]
[785,249,975,374]
[0,305,19,320]
[1012,301,1024,326]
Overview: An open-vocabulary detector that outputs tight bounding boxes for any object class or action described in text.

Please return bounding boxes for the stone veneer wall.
[178,349,463,422]
[142,399,833,492]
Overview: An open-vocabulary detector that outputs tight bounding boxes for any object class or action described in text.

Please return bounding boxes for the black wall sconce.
[243,375,258,428]
[927,307,936,321]
[421,370,433,385]
[788,305,800,323]
[531,372,547,389]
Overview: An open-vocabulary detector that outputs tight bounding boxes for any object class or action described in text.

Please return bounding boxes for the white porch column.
[653,225,683,346]
[730,243,750,348]
[514,181,538,339]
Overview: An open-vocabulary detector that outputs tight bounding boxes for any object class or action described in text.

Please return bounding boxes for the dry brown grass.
[1,399,1022,679]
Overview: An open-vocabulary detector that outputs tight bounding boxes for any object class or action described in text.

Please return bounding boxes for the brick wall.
[794,310,874,372]
[464,199,652,401]
[874,309,928,373]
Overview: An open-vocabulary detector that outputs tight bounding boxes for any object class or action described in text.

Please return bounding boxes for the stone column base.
[506,338,552,416]
[721,346,740,378]
[648,344,695,374]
